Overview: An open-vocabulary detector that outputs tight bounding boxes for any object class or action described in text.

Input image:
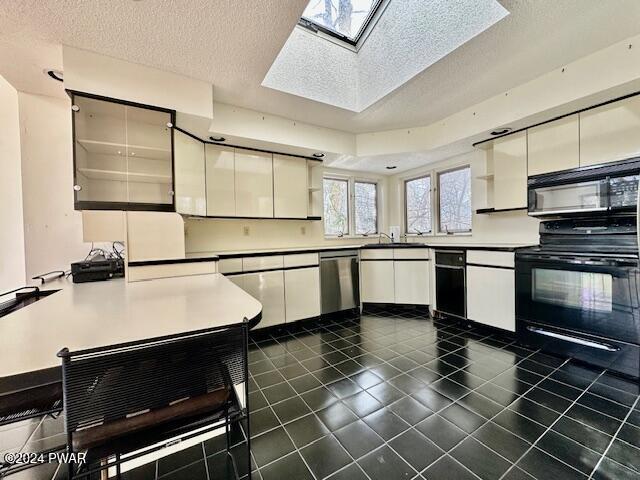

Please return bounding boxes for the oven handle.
[528,207,608,217]
[526,326,620,352]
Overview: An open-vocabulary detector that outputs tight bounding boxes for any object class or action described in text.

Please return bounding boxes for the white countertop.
[0,274,262,378]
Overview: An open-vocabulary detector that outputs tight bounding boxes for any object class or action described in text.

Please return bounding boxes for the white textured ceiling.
[264,0,508,112]
[1,0,640,135]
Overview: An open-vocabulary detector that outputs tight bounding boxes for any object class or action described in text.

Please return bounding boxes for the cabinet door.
[493,131,527,209]
[273,155,308,219]
[527,115,579,176]
[466,265,515,331]
[205,144,236,216]
[174,130,206,216]
[394,261,430,305]
[235,149,273,218]
[284,267,320,322]
[580,96,640,167]
[243,270,285,329]
[361,261,395,303]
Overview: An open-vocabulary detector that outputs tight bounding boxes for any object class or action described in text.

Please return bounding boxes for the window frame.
[354,180,379,236]
[402,164,472,237]
[403,174,433,235]
[298,0,386,47]
[323,174,381,238]
[323,176,351,237]
[436,165,472,234]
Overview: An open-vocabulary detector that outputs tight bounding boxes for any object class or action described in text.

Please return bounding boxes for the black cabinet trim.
[476,207,527,214]
[74,201,175,212]
[466,262,514,270]
[128,257,218,267]
[174,126,323,162]
[224,264,319,275]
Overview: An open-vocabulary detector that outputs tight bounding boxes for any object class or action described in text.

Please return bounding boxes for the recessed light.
[386,166,397,170]
[44,69,63,82]
[209,136,226,142]
[312,153,325,158]
[490,127,512,136]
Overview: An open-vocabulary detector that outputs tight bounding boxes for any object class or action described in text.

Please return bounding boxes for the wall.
[18,92,89,279]
[387,150,540,245]
[185,167,388,253]
[0,75,26,291]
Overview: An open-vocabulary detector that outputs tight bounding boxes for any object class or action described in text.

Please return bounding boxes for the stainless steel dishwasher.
[320,250,360,314]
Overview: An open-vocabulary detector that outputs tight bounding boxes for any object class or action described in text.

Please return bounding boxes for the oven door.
[516,253,640,344]
[528,178,608,216]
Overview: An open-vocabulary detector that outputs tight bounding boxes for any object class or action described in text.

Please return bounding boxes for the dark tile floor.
[3,308,640,480]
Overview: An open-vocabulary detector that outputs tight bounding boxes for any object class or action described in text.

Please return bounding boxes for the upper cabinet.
[71,92,175,211]
[234,149,274,218]
[205,144,236,217]
[579,96,640,167]
[493,131,528,210]
[174,130,205,216]
[527,114,579,176]
[273,155,308,219]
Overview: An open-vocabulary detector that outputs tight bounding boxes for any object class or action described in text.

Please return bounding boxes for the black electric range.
[516,216,640,379]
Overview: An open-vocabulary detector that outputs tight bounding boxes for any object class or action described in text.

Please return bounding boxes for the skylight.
[300,0,384,44]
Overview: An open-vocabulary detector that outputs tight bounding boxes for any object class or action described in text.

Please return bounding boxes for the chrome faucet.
[378,232,394,244]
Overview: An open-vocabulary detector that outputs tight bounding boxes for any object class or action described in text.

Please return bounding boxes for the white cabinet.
[234,149,273,218]
[205,144,236,217]
[361,261,395,303]
[273,155,308,219]
[527,114,579,176]
[394,261,430,305]
[174,130,206,216]
[493,131,527,209]
[285,267,320,322]
[242,270,285,329]
[580,96,640,167]
[466,265,515,332]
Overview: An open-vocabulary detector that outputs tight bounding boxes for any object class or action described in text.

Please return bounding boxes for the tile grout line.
[587,394,640,479]
[497,365,608,480]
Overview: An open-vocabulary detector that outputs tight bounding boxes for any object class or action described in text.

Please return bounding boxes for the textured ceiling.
[264,0,507,112]
[1,0,640,134]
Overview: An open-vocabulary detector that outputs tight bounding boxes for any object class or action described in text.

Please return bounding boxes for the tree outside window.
[405,176,432,234]
[354,181,377,235]
[438,166,472,233]
[323,178,349,235]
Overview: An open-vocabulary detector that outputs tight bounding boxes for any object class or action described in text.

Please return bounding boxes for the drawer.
[218,258,243,274]
[284,253,319,268]
[393,248,429,260]
[360,249,394,260]
[466,250,514,268]
[242,255,284,272]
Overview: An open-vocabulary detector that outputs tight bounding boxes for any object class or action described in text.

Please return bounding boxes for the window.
[405,175,432,234]
[323,178,349,235]
[354,181,378,235]
[438,166,472,233]
[300,0,384,44]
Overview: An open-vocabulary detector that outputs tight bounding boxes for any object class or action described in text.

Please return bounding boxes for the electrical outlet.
[300,226,306,235]
[243,226,250,236]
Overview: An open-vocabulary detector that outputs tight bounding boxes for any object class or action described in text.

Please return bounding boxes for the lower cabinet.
[361,261,395,303]
[236,270,285,329]
[284,267,320,322]
[466,265,515,332]
[394,261,430,305]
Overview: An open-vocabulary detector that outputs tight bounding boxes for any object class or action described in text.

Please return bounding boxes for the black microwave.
[528,157,640,217]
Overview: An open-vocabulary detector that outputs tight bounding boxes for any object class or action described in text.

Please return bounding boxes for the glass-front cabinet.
[71,91,176,211]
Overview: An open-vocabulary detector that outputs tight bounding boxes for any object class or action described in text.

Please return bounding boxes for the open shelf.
[78,168,172,184]
[308,187,322,192]
[476,174,494,181]
[476,207,527,214]
[77,139,171,161]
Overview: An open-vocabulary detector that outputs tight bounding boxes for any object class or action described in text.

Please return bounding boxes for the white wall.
[0,75,26,291]
[387,150,540,245]
[18,92,89,279]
